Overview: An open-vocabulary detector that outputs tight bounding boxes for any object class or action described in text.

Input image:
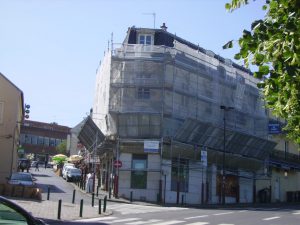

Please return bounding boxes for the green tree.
[223,0,300,144]
[56,140,67,155]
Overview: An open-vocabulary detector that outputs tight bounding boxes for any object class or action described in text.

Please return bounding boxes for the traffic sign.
[113,160,122,168]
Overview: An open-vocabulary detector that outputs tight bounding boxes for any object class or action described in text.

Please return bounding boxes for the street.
[77,205,300,225]
[26,168,300,225]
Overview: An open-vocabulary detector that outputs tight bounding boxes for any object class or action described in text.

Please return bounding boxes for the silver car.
[7,172,36,187]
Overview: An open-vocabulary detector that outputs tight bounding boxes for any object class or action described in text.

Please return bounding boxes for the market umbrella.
[68,154,83,162]
[53,154,67,158]
[52,154,67,163]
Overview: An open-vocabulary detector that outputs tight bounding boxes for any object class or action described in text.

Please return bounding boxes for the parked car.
[65,168,82,182]
[7,172,36,187]
[62,163,75,179]
[0,196,47,224]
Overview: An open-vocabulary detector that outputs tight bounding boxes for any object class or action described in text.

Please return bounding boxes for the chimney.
[160,23,168,31]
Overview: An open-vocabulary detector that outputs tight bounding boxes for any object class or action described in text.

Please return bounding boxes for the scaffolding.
[107,42,268,140]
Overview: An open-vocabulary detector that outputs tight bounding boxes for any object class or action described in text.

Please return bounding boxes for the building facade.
[91,26,299,204]
[0,73,24,183]
[20,120,71,162]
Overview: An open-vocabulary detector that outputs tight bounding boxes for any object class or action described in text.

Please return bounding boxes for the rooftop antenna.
[143,12,156,28]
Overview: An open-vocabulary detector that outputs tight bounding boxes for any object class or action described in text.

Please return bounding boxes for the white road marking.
[238,210,247,212]
[213,212,234,216]
[293,211,300,215]
[185,215,209,220]
[126,219,162,225]
[218,224,235,225]
[150,220,185,225]
[185,222,209,225]
[262,216,280,221]
[111,218,140,223]
[75,216,117,222]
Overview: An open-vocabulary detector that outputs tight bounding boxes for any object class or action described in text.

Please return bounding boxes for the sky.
[0,0,266,128]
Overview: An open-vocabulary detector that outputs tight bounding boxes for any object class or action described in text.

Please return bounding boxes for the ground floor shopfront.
[95,139,300,205]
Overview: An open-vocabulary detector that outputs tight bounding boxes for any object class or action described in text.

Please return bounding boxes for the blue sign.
[268,123,281,134]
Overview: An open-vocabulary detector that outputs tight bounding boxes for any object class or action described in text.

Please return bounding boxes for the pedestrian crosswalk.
[77,205,300,225]
[103,203,187,215]
[76,217,193,224]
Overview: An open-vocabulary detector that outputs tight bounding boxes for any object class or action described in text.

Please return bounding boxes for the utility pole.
[220,105,234,205]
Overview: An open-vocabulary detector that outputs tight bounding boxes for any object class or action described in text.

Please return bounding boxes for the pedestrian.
[35,162,39,171]
[86,172,93,193]
[44,161,48,169]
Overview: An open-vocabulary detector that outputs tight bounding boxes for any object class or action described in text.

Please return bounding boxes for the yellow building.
[0,73,24,183]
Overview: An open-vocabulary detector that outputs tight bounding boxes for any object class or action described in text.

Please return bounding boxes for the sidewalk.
[10,197,111,221]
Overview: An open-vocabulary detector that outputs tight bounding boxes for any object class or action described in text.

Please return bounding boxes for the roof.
[126,26,252,75]
[22,120,71,133]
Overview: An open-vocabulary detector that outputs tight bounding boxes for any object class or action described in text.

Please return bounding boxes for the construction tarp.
[77,116,105,152]
[174,118,276,160]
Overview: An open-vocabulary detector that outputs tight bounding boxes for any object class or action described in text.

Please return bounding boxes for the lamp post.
[220,105,234,205]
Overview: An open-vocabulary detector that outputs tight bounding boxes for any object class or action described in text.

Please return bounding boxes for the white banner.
[144,140,159,153]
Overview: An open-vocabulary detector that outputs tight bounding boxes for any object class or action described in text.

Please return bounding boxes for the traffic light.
[24,104,30,119]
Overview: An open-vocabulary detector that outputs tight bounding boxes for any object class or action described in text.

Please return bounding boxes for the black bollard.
[47,186,50,200]
[92,193,95,207]
[57,199,62,220]
[109,187,111,199]
[79,199,83,217]
[96,186,99,197]
[103,196,107,212]
[181,194,184,205]
[130,191,133,202]
[72,190,76,204]
[98,199,102,214]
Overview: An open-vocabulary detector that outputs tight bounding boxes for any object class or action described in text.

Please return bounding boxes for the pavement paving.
[6,167,144,222]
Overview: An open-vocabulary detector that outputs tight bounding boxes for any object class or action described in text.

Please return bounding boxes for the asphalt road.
[31,168,300,225]
[75,205,300,225]
[31,167,93,205]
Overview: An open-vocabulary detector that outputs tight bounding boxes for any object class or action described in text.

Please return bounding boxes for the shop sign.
[144,140,159,153]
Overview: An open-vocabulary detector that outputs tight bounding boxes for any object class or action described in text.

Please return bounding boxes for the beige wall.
[0,75,23,183]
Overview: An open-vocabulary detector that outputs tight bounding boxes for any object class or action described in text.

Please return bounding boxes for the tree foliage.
[224,0,300,144]
[56,140,67,155]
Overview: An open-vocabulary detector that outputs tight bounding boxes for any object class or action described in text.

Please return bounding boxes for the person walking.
[35,162,39,171]
[44,161,48,169]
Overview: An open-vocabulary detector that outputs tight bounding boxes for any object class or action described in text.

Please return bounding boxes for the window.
[49,138,55,147]
[131,154,147,189]
[37,136,44,145]
[56,139,61,146]
[137,88,150,99]
[31,135,37,145]
[139,35,152,45]
[44,137,49,146]
[171,158,189,192]
[25,135,31,144]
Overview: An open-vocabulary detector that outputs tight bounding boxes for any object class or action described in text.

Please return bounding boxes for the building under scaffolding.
[92,25,277,204]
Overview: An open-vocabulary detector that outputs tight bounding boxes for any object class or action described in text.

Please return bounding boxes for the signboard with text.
[201,149,207,167]
[144,140,159,153]
[268,123,281,134]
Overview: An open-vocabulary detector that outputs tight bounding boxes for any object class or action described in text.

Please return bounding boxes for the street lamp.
[220,105,234,205]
